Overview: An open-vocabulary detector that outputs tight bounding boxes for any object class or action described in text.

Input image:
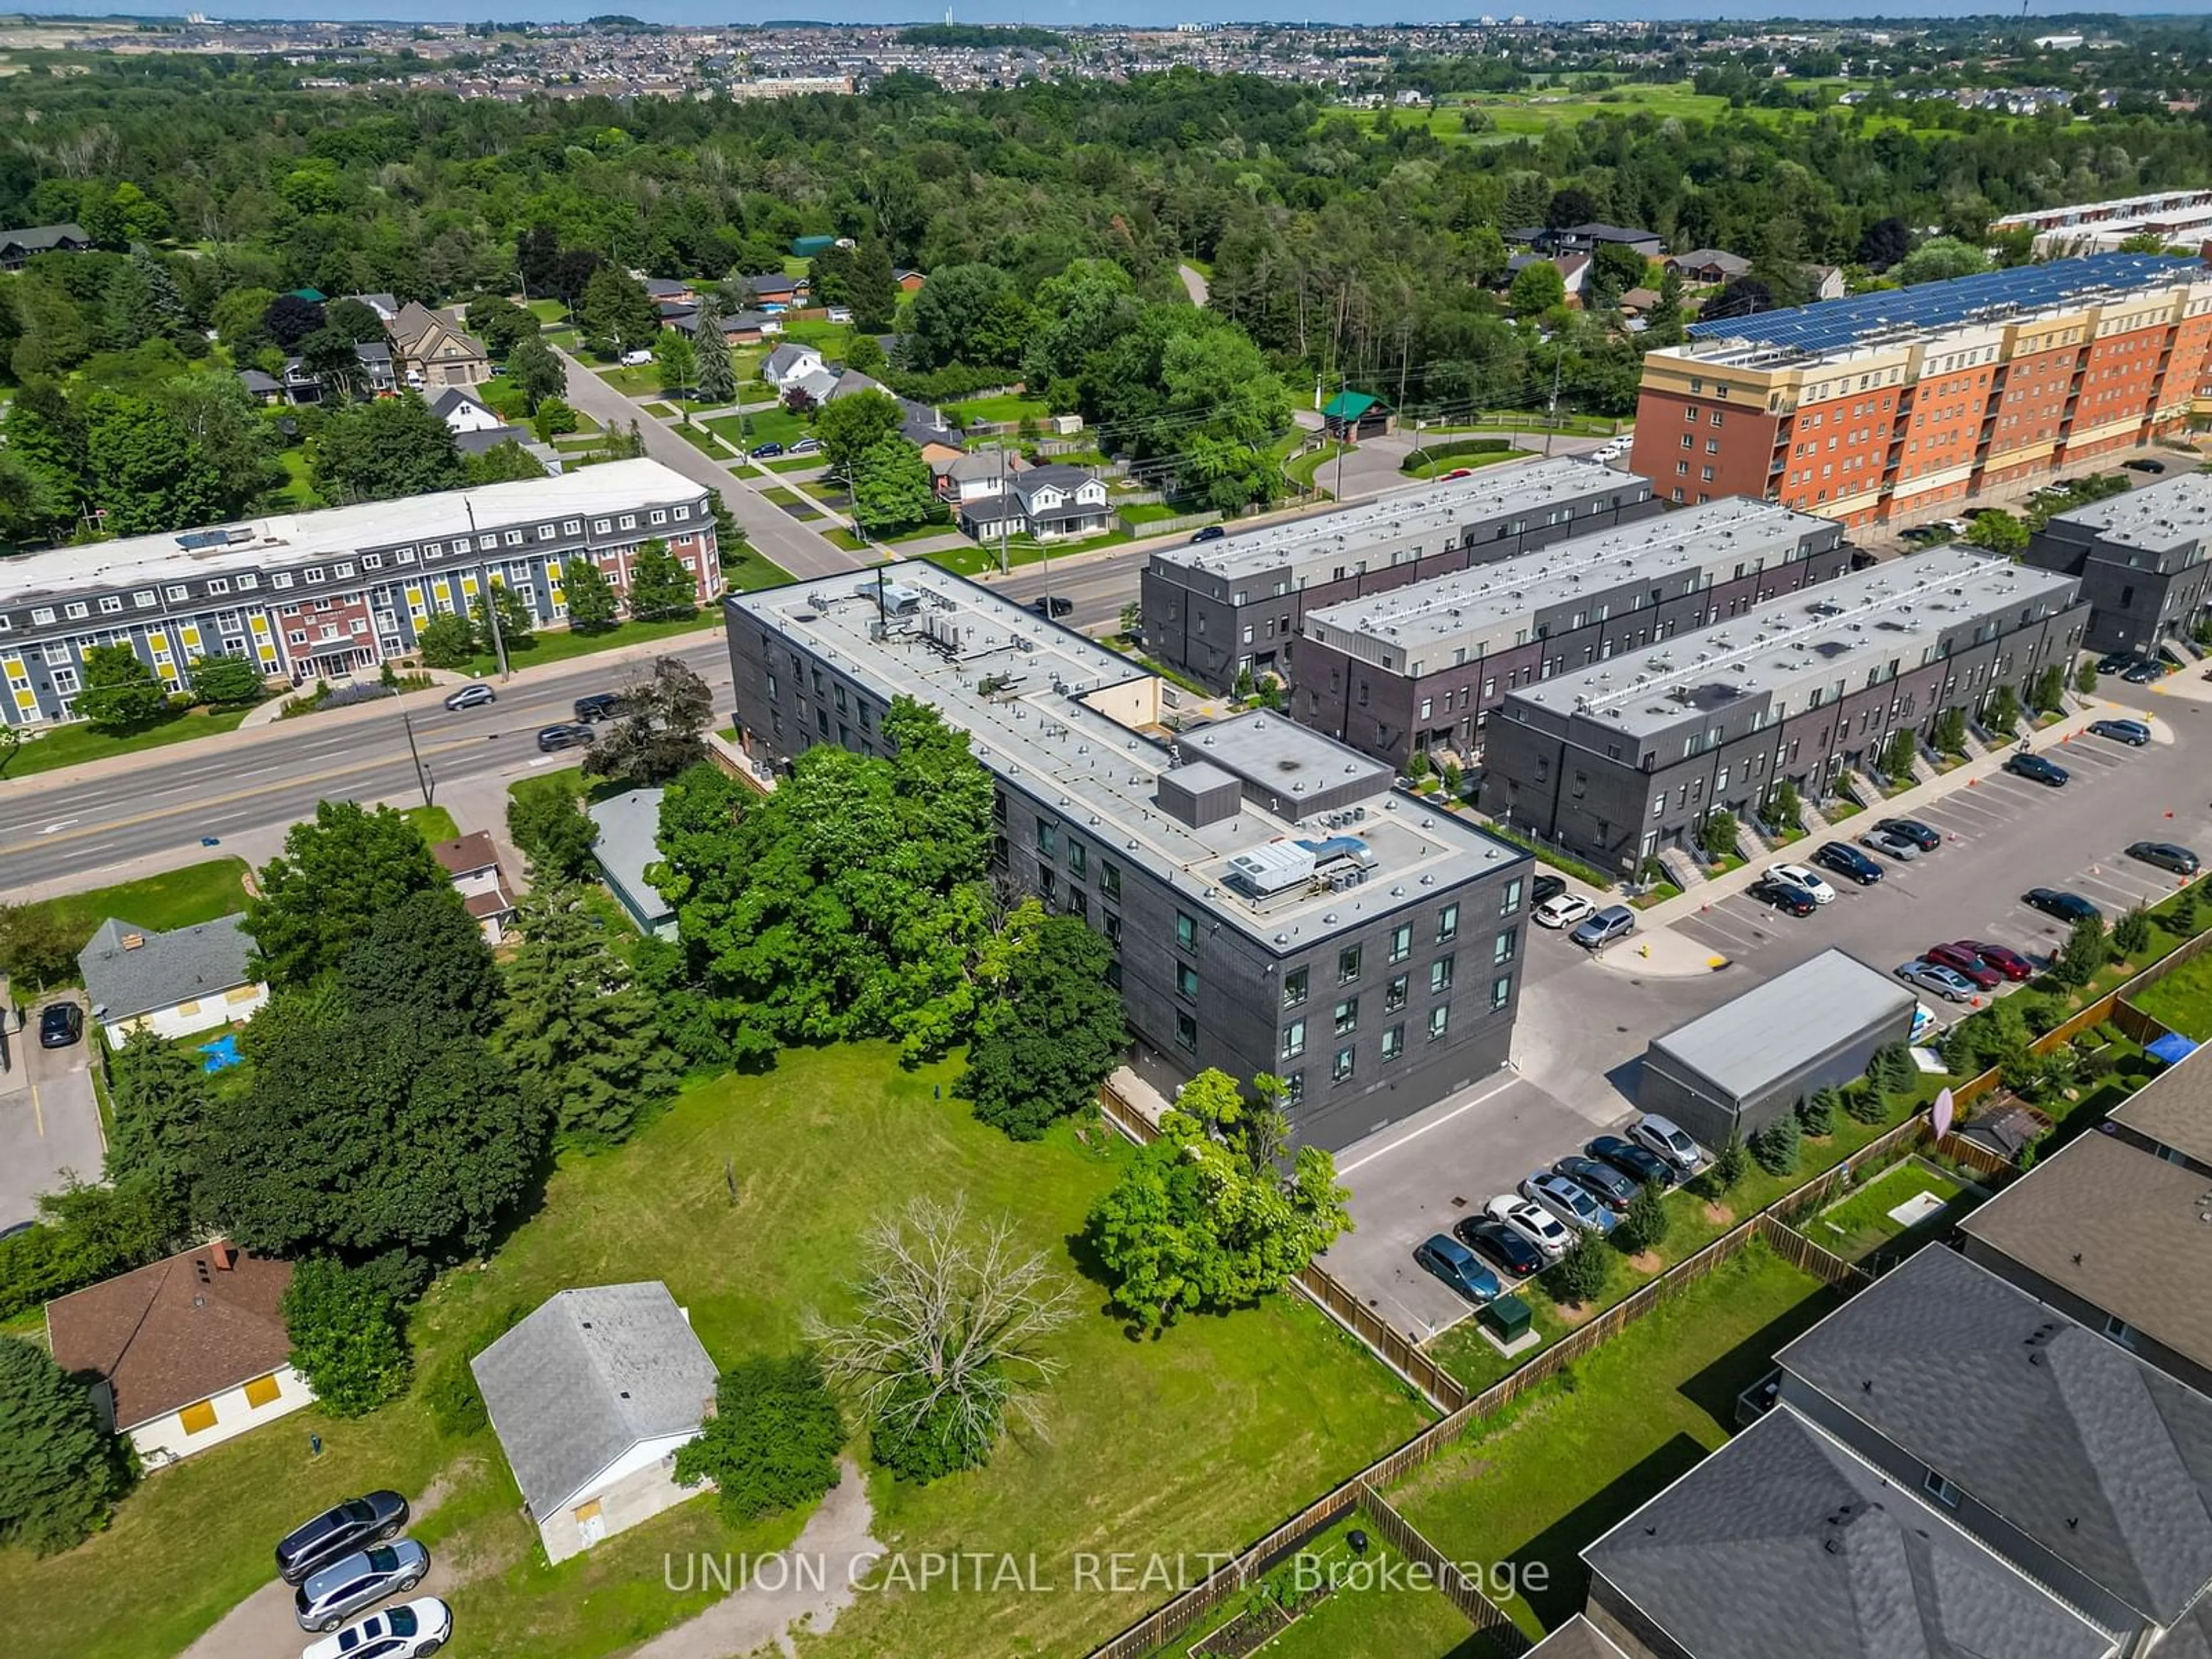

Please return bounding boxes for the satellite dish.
[1931,1087,1955,1142]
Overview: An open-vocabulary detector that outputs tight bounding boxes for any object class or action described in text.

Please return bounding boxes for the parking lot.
[0,991,105,1230]
[1326,685,2212,1340]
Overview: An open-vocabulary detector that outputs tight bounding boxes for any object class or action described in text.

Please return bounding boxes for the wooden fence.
[1357,1483,1533,1654]
[1294,1264,1471,1412]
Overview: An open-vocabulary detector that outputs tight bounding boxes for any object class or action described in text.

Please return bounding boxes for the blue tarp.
[198,1033,241,1073]
[2147,1032,2199,1067]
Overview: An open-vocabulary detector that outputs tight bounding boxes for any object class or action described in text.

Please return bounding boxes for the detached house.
[955,463,1109,542]
[388,301,491,391]
[429,387,505,435]
[0,221,89,270]
[430,831,520,944]
[1665,249,1751,285]
[77,914,267,1048]
[761,342,825,392]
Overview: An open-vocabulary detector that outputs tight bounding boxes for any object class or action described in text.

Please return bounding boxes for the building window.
[1283,967,1308,1008]
[1281,1020,1306,1061]
[1385,974,1408,1013]
[1176,911,1198,950]
[1381,1025,1405,1062]
[1104,912,1122,949]
[2103,1315,2138,1351]
[1175,1011,1198,1052]
[1331,1046,1354,1084]
[1177,963,1199,1002]
[1338,945,1361,984]
[1493,928,1517,966]
[1430,955,1455,994]
[1428,1006,1450,1041]
[1037,819,1059,858]
[1388,923,1411,964]
[1491,974,1512,1012]
[1067,842,1088,880]
[99,596,123,615]
[1923,1471,1961,1509]
[1437,904,1459,944]
[50,666,79,694]
[243,1373,282,1410]
[1499,878,1521,916]
[178,1399,218,1435]
[1101,863,1121,901]
[1334,997,1358,1036]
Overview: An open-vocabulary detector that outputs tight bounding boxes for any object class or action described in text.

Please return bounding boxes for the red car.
[1924,944,2002,991]
[1953,940,2035,983]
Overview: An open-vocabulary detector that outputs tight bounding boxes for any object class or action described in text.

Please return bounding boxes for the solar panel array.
[1684,253,2199,357]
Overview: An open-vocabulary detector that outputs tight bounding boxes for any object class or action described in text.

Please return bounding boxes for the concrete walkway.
[628,1460,880,1659]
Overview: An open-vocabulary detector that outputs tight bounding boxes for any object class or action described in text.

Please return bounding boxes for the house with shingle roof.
[471,1282,718,1563]
[77,914,266,1048]
[46,1241,312,1465]
[0,221,89,269]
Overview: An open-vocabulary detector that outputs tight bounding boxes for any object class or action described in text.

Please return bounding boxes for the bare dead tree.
[803,1195,1077,1467]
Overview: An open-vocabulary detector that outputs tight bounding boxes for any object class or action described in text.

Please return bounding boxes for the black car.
[275,1491,410,1587]
[2122,659,2164,685]
[1529,873,1566,910]
[2025,887,2103,925]
[1748,877,1817,917]
[2088,718,2151,747]
[1812,840,1883,886]
[1452,1216,1543,1280]
[2127,840,2200,876]
[1029,596,1074,618]
[536,722,595,753]
[1876,817,1941,852]
[1187,525,1226,544]
[37,1002,83,1048]
[573,692,622,723]
[2123,458,2166,474]
[749,441,785,459]
[1554,1156,1637,1213]
[1586,1134,1672,1188]
[2005,752,2069,787]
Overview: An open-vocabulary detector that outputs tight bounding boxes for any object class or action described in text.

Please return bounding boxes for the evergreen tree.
[507,784,599,882]
[1749,1111,1800,1176]
[0,1335,134,1554]
[106,1028,211,1211]
[2053,912,2110,991]
[1543,1233,1611,1306]
[2113,904,2152,961]
[1798,1084,1840,1138]
[1611,1180,1671,1256]
[691,302,736,406]
[847,240,900,333]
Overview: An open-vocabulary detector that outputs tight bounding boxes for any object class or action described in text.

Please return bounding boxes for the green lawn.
[1797,1158,1972,1264]
[1285,441,1351,493]
[399,804,460,846]
[593,363,660,399]
[944,392,1050,427]
[1399,446,1530,482]
[1344,79,1874,145]
[2131,946,2212,1040]
[457,608,740,677]
[274,445,320,508]
[707,407,809,450]
[0,705,262,782]
[1395,1244,1835,1640]
[12,857,253,957]
[1172,1514,1482,1659]
[0,1045,1425,1659]
[824,520,952,552]
[523,298,569,324]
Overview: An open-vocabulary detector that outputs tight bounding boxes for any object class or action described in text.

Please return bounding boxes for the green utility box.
[1480,1294,1532,1344]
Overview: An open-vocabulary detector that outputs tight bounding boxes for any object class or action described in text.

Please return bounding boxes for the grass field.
[0,1044,1429,1659]
[944,392,1050,427]
[1797,1158,1972,1263]
[707,407,810,450]
[399,804,460,846]
[1173,1515,1482,1659]
[1340,79,1890,144]
[0,703,260,782]
[12,858,253,958]
[273,445,320,509]
[456,607,740,677]
[1395,1243,1835,1641]
[2131,945,2212,1040]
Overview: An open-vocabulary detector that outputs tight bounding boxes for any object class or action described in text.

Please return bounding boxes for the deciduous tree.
[506,333,565,413]
[654,329,695,398]
[624,537,696,622]
[850,437,937,535]
[959,906,1126,1139]
[579,266,657,355]
[76,643,175,733]
[814,389,904,475]
[507,785,599,882]
[593,654,711,783]
[339,886,503,1037]
[674,1354,843,1521]
[312,392,465,505]
[414,611,475,669]
[282,1257,411,1418]
[248,800,448,988]
[561,554,617,633]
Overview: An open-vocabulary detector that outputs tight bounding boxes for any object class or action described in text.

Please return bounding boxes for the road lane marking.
[29,1082,43,1137]
[37,820,76,834]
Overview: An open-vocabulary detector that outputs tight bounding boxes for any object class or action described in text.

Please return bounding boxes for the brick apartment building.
[1628,252,2212,530]
[1291,498,1846,772]
[1139,459,1657,694]
[1480,546,2088,877]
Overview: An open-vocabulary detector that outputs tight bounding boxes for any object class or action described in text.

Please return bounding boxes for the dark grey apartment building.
[2022,471,2212,656]
[1481,546,2088,877]
[1293,498,1846,772]
[1140,459,1657,694]
[724,565,1533,1152]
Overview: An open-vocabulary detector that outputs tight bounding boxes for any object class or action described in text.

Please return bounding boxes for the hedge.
[1399,436,1513,474]
[884,364,1022,403]
[1486,823,1615,891]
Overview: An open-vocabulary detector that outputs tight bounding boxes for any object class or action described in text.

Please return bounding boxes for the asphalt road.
[0,993,102,1230]
[552,347,860,583]
[0,637,737,896]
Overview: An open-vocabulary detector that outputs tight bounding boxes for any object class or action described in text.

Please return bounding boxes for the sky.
[21,4,2200,27]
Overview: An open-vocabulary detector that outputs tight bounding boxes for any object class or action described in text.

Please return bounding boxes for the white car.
[618,347,653,367]
[1533,893,1597,930]
[1765,863,1835,906]
[1485,1194,1571,1262]
[302,1597,450,1659]
[1628,1114,1704,1179]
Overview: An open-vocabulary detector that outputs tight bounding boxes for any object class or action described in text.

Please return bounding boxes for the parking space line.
[1335,1073,1524,1177]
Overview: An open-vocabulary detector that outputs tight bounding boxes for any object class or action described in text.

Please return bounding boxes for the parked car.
[2025,888,2103,925]
[1628,1114,1703,1179]
[1028,595,1074,619]
[295,1541,430,1634]
[1452,1216,1544,1280]
[748,441,785,459]
[1859,826,1922,861]
[37,1001,83,1048]
[1747,877,1817,918]
[1812,841,1883,886]
[618,347,653,367]
[2127,840,2200,876]
[1554,1156,1637,1213]
[1585,1134,1672,1189]
[301,1599,452,1659]
[2005,752,2070,787]
[2096,650,2143,675]
[1764,863,1836,906]
[1484,1194,1571,1262]
[1440,468,1474,480]
[2088,718,2152,747]
[573,692,623,723]
[788,436,821,456]
[2122,659,2164,685]
[1187,525,1226,544]
[1874,817,1942,852]
[2123,457,2166,474]
[1413,1234,1501,1304]
[1533,893,1597,930]
[823,306,853,324]
[1922,944,2003,991]
[276,1492,411,1587]
[536,722,594,753]
[442,683,495,712]
[1522,1171,1619,1236]
[1955,940,2034,982]
[1896,960,1977,1003]
[1569,904,1635,950]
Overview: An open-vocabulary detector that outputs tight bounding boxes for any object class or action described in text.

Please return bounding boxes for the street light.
[402,710,435,807]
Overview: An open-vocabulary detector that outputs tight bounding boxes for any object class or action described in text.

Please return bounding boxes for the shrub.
[1766,779,1802,832]
[1542,1233,1612,1307]
[282,1258,411,1418]
[2074,660,2099,695]
[1697,810,1739,863]
[1399,436,1512,473]
[1611,1181,1671,1256]
[421,1351,487,1438]
[1931,706,1968,756]
[2030,664,2066,715]
[870,1372,991,1483]
[1880,728,1918,787]
[1986,684,2021,735]
[674,1353,844,1521]
[1749,1111,1800,1176]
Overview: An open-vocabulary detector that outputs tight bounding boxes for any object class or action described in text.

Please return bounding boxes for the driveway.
[0,993,103,1229]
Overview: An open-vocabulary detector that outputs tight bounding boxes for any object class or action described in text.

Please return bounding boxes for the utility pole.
[1332,372,1349,502]
[1543,353,1565,457]
[402,709,434,806]
[465,498,510,680]
[997,443,1010,575]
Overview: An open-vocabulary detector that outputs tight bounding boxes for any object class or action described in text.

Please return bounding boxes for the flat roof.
[728,565,1527,950]
[1509,545,2080,740]
[1151,457,1633,588]
[1679,251,2202,359]
[1647,949,1914,1103]
[2109,1043,2212,1166]
[1961,1130,2212,1376]
[1301,498,1834,671]
[2043,472,2212,553]
[0,459,704,607]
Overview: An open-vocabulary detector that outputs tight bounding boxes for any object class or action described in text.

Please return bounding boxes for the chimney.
[210,1240,238,1272]
[120,933,145,950]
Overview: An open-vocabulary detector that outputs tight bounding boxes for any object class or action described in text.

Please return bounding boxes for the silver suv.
[294,1539,429,1633]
